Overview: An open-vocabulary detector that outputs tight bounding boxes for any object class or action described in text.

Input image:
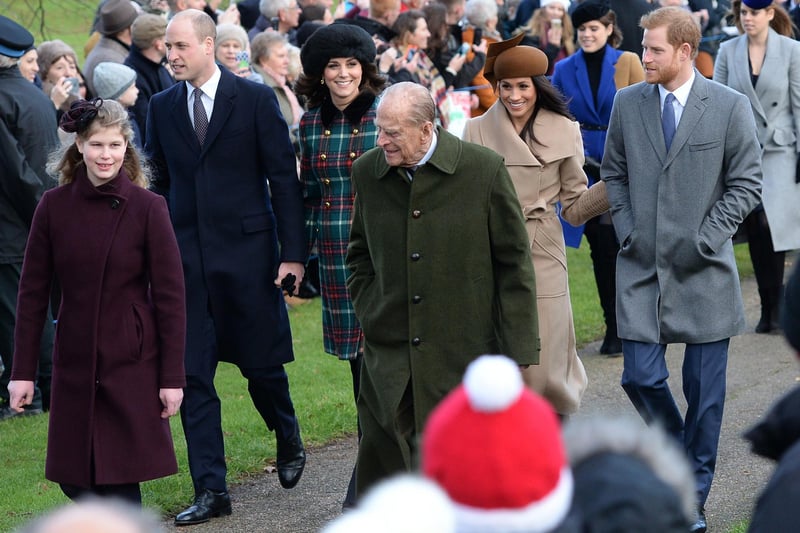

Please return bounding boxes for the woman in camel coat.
[463,34,608,415]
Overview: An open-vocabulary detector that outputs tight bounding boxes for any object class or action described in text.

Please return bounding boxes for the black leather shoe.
[277,436,306,489]
[690,507,707,533]
[174,489,232,526]
[599,331,622,356]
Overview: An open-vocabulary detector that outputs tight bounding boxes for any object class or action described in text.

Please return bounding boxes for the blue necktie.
[662,93,676,152]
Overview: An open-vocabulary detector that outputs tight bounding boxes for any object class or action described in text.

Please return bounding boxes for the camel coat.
[463,102,608,414]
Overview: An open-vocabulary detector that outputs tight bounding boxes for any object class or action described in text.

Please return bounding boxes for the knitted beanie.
[93,62,137,100]
[422,355,573,533]
[36,40,79,81]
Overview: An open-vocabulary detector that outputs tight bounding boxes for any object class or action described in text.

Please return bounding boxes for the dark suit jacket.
[145,67,306,373]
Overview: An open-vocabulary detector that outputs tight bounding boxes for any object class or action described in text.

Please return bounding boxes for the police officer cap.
[0,15,35,59]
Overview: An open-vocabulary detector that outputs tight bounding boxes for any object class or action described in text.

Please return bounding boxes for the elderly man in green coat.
[346,82,541,497]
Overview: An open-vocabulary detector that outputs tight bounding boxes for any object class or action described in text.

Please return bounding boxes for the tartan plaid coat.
[299,92,379,360]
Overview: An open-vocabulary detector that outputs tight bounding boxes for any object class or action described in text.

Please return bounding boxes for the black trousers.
[60,482,142,505]
[743,208,785,291]
[583,218,619,332]
[0,263,54,410]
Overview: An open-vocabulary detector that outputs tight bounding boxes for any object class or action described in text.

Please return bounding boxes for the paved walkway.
[165,272,799,533]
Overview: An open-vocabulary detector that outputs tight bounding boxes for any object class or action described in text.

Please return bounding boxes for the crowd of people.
[1,0,800,531]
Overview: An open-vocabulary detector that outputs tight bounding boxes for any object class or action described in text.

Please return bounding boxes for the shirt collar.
[659,70,695,108]
[185,66,222,102]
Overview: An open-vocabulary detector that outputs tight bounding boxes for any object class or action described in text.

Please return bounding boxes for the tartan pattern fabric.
[299,99,379,360]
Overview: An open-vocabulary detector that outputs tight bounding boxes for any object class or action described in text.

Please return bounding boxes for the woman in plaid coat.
[295,24,387,506]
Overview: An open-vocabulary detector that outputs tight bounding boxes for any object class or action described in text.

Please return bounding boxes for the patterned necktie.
[662,93,676,152]
[193,87,208,145]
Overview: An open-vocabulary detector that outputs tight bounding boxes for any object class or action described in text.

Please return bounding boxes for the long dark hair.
[516,75,574,147]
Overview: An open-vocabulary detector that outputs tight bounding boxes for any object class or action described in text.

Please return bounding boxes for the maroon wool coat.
[12,167,186,487]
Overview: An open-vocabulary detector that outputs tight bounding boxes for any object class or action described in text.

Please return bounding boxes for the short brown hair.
[640,6,700,60]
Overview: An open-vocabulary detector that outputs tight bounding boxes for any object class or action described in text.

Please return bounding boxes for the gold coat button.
[349,152,357,159]
[324,201,331,208]
[324,129,331,136]
[320,154,327,161]
[323,178,331,185]
[352,128,359,135]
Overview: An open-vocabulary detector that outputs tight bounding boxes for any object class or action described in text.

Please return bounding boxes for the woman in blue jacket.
[551,0,643,355]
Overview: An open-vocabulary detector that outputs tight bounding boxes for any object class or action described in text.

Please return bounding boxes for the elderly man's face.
[375,99,431,168]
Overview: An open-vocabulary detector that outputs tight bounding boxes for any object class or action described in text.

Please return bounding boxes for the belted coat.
[463,103,608,414]
[12,169,186,487]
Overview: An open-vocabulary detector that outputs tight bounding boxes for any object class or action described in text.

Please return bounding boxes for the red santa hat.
[422,355,573,533]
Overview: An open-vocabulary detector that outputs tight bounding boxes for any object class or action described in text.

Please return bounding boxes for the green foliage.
[2,0,97,62]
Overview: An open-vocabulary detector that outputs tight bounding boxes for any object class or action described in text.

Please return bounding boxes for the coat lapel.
[732,35,765,122]
[201,68,237,155]
[169,82,199,151]
[665,72,709,166]
[639,83,666,162]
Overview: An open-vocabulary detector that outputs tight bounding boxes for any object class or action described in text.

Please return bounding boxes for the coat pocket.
[241,213,275,234]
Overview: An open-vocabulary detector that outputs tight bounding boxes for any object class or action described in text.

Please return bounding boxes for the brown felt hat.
[484,33,549,87]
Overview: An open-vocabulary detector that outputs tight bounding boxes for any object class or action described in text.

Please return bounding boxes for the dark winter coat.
[12,168,186,487]
[145,67,306,372]
[0,66,58,264]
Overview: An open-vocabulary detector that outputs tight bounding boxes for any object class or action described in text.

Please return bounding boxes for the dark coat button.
[412,295,422,304]
[412,210,422,218]
[411,337,421,346]
[110,199,120,209]
[772,102,778,106]
[410,252,421,261]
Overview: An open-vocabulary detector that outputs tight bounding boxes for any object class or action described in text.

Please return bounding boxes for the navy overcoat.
[145,68,306,372]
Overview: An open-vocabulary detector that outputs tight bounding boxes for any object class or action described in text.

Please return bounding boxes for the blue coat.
[145,68,306,372]
[552,46,643,247]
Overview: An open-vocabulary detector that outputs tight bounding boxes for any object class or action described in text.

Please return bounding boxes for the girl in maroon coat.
[8,99,187,505]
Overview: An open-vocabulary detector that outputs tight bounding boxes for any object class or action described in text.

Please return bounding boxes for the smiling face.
[18,49,39,82]
[45,55,73,84]
[406,18,431,49]
[76,126,128,187]
[165,15,216,86]
[641,25,686,91]
[498,77,537,131]
[740,4,774,38]
[375,95,433,168]
[216,38,243,72]
[544,3,565,21]
[324,57,363,110]
[577,20,613,53]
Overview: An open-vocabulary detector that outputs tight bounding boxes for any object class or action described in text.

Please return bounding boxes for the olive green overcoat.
[346,127,540,495]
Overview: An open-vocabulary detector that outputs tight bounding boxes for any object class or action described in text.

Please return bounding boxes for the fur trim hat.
[571,0,611,29]
[93,62,137,100]
[36,40,79,81]
[0,15,34,59]
[484,33,549,87]
[300,24,376,79]
[422,355,573,533]
[97,0,139,36]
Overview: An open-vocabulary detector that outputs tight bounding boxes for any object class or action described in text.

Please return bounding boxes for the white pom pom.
[463,355,524,412]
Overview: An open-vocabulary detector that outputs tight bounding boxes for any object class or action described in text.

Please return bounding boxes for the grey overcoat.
[714,28,800,252]
[601,72,762,344]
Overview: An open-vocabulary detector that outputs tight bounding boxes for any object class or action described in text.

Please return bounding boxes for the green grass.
[0,242,755,531]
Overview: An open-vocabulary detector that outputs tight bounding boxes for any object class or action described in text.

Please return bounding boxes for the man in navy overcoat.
[145,9,307,526]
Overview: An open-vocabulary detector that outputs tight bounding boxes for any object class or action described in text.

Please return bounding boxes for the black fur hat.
[300,23,376,79]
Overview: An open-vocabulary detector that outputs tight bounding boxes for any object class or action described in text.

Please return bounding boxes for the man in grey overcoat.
[347,82,540,498]
[600,7,762,533]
